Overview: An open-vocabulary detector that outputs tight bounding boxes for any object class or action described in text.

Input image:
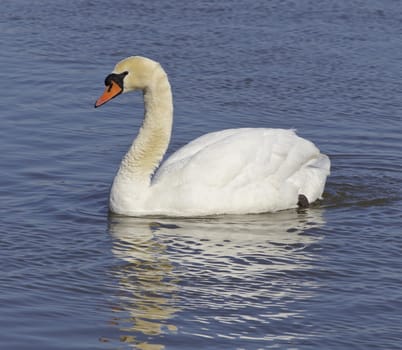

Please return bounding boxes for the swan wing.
[152,128,329,214]
[160,128,247,167]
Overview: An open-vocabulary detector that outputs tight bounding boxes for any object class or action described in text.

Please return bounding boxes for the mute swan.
[95,56,330,216]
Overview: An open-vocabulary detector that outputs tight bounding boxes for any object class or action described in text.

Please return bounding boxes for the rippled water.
[1,0,402,349]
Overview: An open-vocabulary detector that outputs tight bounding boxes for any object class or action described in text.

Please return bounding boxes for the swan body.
[95,56,330,217]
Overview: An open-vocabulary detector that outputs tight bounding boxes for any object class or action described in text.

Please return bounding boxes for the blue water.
[1,0,402,349]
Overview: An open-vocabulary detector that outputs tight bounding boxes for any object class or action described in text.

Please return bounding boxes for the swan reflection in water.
[107,208,326,349]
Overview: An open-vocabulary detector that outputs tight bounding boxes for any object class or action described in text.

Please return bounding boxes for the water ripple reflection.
[108,209,326,348]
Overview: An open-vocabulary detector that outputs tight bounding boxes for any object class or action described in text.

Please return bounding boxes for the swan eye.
[104,71,129,89]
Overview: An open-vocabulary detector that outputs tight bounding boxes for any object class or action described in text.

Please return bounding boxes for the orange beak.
[94,81,123,108]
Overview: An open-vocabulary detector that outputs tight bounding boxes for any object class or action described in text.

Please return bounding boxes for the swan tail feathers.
[296,153,331,203]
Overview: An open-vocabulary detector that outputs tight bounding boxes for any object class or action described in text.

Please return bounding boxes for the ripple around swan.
[106,210,327,348]
[104,201,402,349]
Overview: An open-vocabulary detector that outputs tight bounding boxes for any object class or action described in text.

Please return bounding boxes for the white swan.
[95,56,330,217]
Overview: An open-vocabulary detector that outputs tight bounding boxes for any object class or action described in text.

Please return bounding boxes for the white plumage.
[95,56,330,217]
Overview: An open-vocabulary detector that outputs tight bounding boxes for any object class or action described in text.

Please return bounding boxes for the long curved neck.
[118,66,173,184]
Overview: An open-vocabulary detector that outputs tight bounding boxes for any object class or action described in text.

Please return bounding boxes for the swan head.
[95,56,160,108]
